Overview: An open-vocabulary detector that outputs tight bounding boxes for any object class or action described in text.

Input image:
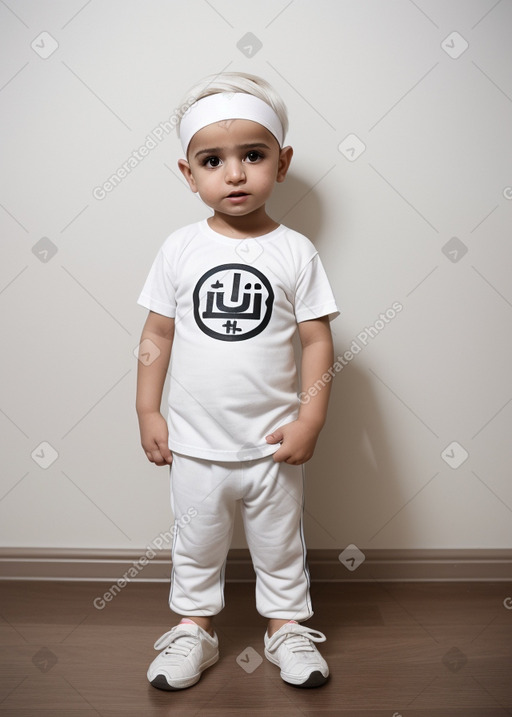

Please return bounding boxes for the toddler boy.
[136,72,339,690]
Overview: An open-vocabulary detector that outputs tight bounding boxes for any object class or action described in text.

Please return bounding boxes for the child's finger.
[156,440,172,463]
[265,429,284,444]
[272,445,290,463]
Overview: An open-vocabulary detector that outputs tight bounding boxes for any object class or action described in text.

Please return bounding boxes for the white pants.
[168,452,313,621]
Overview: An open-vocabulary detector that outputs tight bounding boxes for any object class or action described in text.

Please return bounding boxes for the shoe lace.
[153,627,198,658]
[266,625,326,654]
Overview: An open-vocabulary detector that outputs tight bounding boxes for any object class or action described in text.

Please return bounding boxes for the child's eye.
[245,150,264,163]
[203,156,221,168]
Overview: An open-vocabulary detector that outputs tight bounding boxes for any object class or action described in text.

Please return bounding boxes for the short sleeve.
[294,254,340,323]
[137,246,176,318]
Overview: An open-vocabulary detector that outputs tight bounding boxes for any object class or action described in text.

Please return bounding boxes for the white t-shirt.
[137,219,339,461]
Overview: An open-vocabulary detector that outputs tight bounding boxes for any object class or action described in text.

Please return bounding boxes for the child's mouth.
[226,192,249,203]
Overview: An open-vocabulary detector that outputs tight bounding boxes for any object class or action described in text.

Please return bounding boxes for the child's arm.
[266,315,334,464]
[136,310,174,466]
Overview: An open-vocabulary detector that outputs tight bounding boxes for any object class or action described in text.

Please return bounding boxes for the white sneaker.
[147,622,219,690]
[264,621,329,688]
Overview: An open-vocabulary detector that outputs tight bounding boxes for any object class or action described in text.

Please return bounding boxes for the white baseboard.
[1,548,511,582]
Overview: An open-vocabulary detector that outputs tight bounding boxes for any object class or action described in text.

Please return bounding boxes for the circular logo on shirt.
[193,264,274,341]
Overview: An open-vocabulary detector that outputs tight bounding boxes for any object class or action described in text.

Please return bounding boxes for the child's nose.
[225,160,246,183]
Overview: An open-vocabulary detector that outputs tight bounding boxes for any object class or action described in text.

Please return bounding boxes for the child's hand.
[265,419,320,465]
[138,411,173,466]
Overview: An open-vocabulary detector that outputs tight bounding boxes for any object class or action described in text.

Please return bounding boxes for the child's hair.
[177,71,289,141]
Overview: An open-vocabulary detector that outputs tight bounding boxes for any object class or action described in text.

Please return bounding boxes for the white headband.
[179,92,284,155]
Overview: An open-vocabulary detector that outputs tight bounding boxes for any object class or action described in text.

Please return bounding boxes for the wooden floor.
[0,579,511,716]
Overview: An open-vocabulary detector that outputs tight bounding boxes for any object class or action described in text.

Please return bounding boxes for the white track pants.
[168,452,313,621]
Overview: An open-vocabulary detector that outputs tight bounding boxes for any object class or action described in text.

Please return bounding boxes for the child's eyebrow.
[193,142,271,159]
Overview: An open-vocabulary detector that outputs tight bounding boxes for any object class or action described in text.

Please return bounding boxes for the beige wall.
[1,0,511,553]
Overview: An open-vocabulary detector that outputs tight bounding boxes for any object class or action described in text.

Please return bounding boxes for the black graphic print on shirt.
[193,264,274,341]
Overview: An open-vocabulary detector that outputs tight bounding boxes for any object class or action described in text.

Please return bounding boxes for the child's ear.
[276,146,293,183]
[178,158,198,193]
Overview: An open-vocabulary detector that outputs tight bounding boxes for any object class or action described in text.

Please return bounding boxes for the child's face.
[178,119,292,221]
